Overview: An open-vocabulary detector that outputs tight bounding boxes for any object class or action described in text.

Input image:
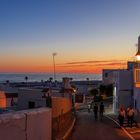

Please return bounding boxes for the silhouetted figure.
[11,98,14,106]
[88,104,91,112]
[127,107,134,128]
[118,107,125,127]
[46,93,52,108]
[94,104,98,120]
[99,102,104,120]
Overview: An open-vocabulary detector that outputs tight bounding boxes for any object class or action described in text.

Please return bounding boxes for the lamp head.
[136,53,140,61]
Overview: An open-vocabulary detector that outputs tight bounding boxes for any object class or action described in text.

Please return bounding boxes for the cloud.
[58,59,127,67]
[56,59,127,73]
[95,62,126,66]
[65,60,111,65]
[57,64,89,67]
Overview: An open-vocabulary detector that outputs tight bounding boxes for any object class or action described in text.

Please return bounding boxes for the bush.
[90,88,98,97]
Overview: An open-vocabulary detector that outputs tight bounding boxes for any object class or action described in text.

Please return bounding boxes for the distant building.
[18,88,46,110]
[103,69,119,85]
[0,84,18,109]
[71,80,101,95]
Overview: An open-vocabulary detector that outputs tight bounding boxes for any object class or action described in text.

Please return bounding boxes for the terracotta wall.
[52,97,72,118]
[0,91,6,108]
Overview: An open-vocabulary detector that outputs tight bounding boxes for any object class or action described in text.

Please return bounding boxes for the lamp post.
[52,53,57,81]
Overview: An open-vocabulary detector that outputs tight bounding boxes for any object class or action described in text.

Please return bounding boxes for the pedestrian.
[88,104,91,112]
[93,103,98,120]
[118,107,125,127]
[127,106,134,128]
[90,101,94,111]
[99,102,104,120]
[11,97,14,106]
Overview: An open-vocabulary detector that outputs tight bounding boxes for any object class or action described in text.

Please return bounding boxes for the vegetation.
[89,88,103,102]
[25,76,28,82]
[99,84,113,97]
[6,80,9,84]
[89,88,98,97]
[49,77,53,82]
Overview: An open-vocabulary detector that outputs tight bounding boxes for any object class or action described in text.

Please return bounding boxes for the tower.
[136,36,140,57]
[134,36,140,87]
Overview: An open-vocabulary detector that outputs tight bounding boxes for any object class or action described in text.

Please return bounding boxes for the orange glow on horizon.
[0,60,127,74]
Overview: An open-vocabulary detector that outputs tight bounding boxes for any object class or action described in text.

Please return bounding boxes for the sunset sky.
[0,0,140,73]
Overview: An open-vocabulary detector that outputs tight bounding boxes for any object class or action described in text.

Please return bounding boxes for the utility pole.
[52,53,57,81]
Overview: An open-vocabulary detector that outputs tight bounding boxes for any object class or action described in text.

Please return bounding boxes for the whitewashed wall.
[0,108,52,140]
[18,88,46,110]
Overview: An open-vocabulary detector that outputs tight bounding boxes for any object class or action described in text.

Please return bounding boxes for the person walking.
[99,102,105,120]
[88,104,91,112]
[127,106,134,128]
[93,103,98,120]
[118,107,125,127]
[90,101,94,111]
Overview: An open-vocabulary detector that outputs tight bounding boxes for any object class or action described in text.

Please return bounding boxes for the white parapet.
[0,107,52,140]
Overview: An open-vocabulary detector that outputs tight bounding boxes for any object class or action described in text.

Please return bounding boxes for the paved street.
[125,127,140,140]
[68,111,131,140]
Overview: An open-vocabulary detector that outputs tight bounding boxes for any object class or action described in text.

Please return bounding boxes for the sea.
[0,73,102,83]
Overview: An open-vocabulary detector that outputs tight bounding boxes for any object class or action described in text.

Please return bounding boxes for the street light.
[52,53,57,81]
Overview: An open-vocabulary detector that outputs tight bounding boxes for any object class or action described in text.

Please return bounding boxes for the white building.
[0,84,18,109]
[103,64,134,114]
[114,70,133,113]
[103,36,140,119]
[103,69,119,85]
[18,88,46,110]
[133,36,140,122]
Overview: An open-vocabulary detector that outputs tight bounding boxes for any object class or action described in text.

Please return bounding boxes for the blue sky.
[0,0,139,40]
[0,0,140,73]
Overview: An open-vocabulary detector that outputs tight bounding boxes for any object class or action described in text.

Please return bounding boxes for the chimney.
[63,77,72,89]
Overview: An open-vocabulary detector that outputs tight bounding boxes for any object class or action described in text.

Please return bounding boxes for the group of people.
[118,106,135,127]
[88,102,105,120]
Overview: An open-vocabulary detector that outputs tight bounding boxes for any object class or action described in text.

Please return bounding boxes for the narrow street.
[68,111,131,140]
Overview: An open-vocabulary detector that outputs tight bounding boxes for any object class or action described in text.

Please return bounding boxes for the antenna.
[52,53,57,81]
